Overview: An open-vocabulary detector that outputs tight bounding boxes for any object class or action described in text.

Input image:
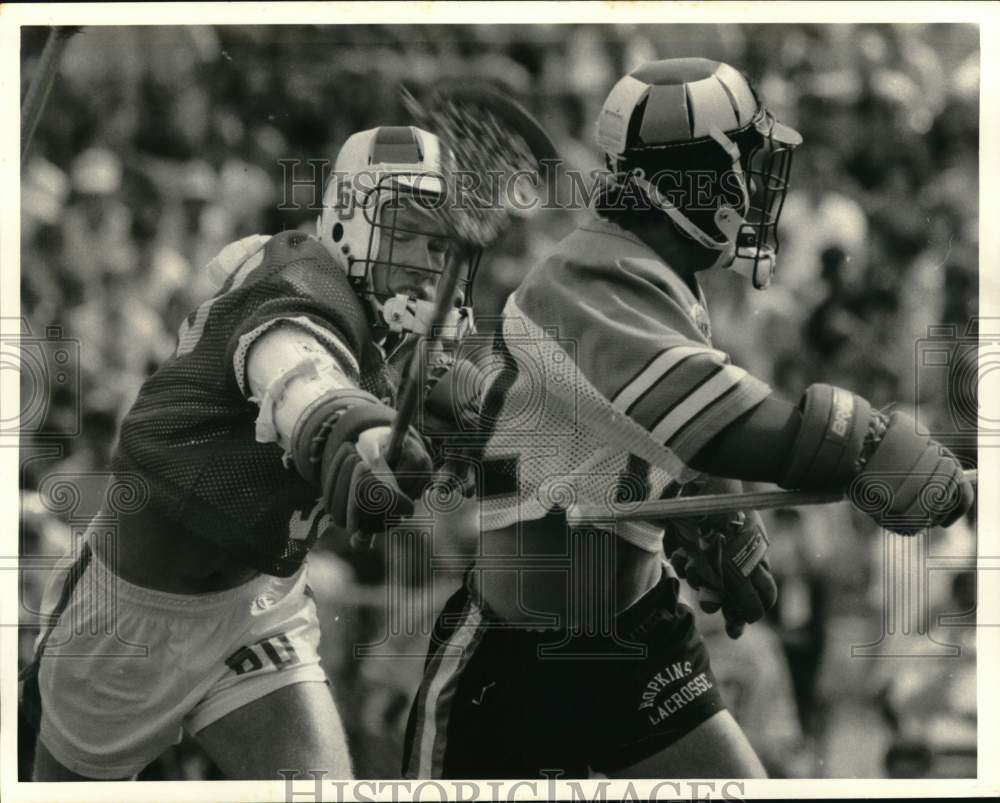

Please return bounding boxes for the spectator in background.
[21,158,71,333]
[217,143,275,236]
[123,171,200,331]
[762,508,829,742]
[779,145,868,308]
[176,160,227,272]
[802,246,862,377]
[62,148,133,281]
[67,264,170,421]
[22,157,70,245]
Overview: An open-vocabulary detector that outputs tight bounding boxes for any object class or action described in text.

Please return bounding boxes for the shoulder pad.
[269,230,310,245]
[263,230,338,268]
[205,234,271,289]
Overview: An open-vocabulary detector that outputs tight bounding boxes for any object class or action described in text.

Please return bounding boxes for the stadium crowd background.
[18,23,979,779]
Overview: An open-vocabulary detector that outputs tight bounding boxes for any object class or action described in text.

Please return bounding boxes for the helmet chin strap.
[729,249,775,290]
[712,207,775,290]
[632,124,775,291]
[380,293,431,334]
[380,294,474,338]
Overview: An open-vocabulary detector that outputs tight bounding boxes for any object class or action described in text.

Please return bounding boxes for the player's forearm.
[694,383,959,494]
[693,385,887,491]
[689,383,972,532]
[688,394,800,483]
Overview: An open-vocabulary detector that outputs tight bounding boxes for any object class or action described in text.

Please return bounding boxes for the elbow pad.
[779,384,873,491]
[245,320,374,482]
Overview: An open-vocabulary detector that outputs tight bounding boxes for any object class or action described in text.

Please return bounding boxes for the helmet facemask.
[620,112,800,290]
[355,177,479,339]
[732,111,800,288]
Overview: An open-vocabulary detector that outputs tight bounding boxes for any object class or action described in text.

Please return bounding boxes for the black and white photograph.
[4,3,997,800]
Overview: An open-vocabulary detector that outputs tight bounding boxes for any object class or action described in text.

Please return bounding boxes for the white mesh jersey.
[476,217,771,551]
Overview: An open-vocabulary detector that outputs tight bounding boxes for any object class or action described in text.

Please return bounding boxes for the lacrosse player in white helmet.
[25,125,481,781]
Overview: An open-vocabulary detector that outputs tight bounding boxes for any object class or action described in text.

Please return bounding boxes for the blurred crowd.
[18,23,978,779]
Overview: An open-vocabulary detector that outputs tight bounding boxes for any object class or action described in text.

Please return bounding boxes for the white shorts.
[35,541,327,779]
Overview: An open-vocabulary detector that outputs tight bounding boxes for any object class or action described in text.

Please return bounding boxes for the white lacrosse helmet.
[318,126,475,337]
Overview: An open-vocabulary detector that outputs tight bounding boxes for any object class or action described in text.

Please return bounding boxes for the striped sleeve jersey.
[477,216,771,551]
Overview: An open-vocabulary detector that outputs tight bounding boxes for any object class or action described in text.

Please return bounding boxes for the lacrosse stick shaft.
[384,252,466,469]
[570,468,978,522]
[21,27,79,164]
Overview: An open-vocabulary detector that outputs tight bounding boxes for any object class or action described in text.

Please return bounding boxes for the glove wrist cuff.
[853,408,891,475]
[290,389,386,484]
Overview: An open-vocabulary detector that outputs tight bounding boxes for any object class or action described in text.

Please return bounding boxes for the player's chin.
[410,288,436,303]
[387,283,434,302]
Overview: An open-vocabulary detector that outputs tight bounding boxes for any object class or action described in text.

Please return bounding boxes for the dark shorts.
[402,569,726,779]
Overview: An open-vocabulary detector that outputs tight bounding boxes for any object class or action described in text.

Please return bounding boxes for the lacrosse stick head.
[401,81,560,249]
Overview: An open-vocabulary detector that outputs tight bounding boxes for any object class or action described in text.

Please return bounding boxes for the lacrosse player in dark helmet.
[23,125,480,781]
[403,58,973,780]
[596,58,801,290]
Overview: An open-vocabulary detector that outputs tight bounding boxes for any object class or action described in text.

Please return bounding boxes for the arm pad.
[779,384,872,490]
[690,384,873,492]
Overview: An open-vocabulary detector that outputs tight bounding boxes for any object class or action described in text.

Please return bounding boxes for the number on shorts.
[225,633,300,675]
